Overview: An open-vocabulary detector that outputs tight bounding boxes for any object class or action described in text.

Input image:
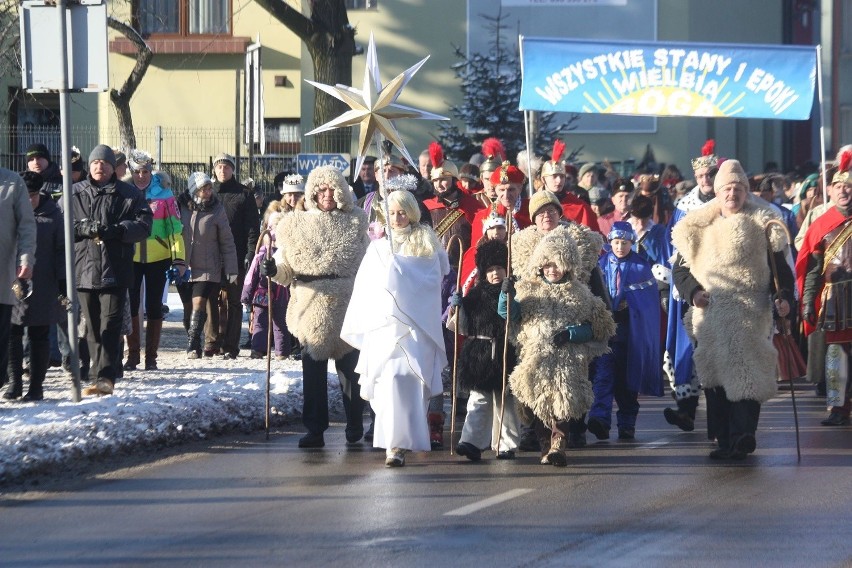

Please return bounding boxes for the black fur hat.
[475,239,508,276]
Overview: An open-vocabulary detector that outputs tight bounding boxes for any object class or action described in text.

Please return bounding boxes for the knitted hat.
[578,163,597,180]
[529,189,562,220]
[127,149,154,172]
[588,186,611,203]
[25,143,50,161]
[429,142,459,181]
[490,161,525,185]
[713,159,749,192]
[691,139,718,171]
[19,170,43,193]
[540,139,567,178]
[279,173,305,194]
[475,239,508,275]
[88,144,116,168]
[187,171,212,194]
[113,149,127,168]
[608,221,636,242]
[214,153,236,170]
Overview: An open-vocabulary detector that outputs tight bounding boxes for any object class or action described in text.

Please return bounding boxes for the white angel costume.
[341,233,449,452]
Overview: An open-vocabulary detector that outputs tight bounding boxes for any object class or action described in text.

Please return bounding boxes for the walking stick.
[260,227,275,441]
[765,219,801,462]
[446,234,465,455]
[496,211,514,456]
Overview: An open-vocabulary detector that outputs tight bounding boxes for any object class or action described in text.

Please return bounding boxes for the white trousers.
[459,389,520,452]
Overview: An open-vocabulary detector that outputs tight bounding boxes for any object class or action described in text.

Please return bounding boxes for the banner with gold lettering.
[519,37,817,120]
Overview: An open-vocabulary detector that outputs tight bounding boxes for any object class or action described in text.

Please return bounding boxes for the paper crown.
[280,173,305,194]
[482,210,507,231]
[691,139,718,171]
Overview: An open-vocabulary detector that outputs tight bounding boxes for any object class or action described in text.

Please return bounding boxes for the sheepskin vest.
[671,198,786,403]
[510,276,615,423]
[458,281,516,392]
[511,222,603,283]
[275,207,369,361]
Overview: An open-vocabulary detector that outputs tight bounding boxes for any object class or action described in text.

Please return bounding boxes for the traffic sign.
[296,153,351,177]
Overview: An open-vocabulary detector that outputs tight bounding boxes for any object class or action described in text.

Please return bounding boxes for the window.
[345,0,378,9]
[841,105,852,148]
[135,0,230,36]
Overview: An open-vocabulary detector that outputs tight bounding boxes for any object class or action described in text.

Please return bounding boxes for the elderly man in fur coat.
[262,165,370,449]
[671,159,794,460]
[500,230,615,467]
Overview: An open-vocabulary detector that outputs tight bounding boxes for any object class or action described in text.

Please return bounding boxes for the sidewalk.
[0,294,339,486]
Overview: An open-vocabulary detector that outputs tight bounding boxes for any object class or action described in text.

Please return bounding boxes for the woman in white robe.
[341,187,449,467]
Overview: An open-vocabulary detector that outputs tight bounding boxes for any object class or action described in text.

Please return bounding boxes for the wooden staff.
[496,210,514,456]
[446,234,465,455]
[765,218,801,462]
[259,227,275,441]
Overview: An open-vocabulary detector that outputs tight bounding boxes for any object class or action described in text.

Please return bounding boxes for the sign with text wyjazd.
[519,38,817,120]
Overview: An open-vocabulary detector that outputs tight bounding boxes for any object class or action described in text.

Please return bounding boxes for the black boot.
[187,310,207,359]
[729,399,760,456]
[22,336,49,401]
[664,395,698,432]
[3,334,24,400]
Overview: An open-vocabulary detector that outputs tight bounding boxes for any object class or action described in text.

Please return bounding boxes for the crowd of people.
[0,135,850,469]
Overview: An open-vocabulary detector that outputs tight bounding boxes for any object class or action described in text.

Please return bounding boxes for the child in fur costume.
[341,189,449,468]
[587,222,662,442]
[499,231,615,467]
[450,239,520,461]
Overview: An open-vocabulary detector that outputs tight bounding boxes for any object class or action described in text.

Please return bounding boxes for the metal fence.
[0,125,353,197]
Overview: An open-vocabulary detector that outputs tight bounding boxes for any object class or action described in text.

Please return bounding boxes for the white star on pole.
[304,32,448,176]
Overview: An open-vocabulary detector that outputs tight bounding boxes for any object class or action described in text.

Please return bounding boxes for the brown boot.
[546,428,568,467]
[427,412,444,450]
[124,315,141,370]
[144,318,163,370]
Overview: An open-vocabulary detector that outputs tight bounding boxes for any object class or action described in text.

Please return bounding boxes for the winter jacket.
[132,175,185,264]
[37,161,64,200]
[71,174,152,290]
[671,196,792,403]
[0,168,37,305]
[213,176,259,269]
[181,196,238,283]
[241,245,287,307]
[457,280,516,393]
[13,196,64,326]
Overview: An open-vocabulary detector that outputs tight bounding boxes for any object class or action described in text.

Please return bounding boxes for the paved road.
[2,388,851,567]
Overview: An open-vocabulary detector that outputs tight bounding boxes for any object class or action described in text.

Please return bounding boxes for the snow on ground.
[0,294,342,486]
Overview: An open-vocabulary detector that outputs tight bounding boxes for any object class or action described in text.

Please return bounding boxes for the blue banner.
[519,38,816,120]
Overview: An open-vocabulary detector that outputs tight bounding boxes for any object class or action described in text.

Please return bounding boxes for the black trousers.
[301,348,364,437]
[79,288,126,383]
[0,304,11,387]
[705,386,761,449]
[130,259,171,319]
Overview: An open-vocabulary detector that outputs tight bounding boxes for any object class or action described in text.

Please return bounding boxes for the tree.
[255,0,356,153]
[437,8,580,163]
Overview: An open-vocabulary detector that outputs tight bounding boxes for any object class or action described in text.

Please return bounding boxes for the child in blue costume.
[587,221,663,440]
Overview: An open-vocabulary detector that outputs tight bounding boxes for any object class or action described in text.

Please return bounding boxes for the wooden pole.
[446,234,465,455]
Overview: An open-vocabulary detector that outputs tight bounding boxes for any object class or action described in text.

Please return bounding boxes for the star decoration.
[305,32,448,176]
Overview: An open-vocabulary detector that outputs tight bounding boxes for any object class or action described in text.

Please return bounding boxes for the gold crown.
[691,154,718,171]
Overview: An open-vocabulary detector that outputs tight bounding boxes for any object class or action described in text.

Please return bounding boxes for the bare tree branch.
[254,0,311,43]
[107,16,152,101]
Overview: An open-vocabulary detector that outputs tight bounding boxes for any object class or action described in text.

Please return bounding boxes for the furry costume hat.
[713,159,748,192]
[529,189,561,220]
[516,150,542,181]
[529,230,580,280]
[304,165,354,212]
[475,239,508,275]
[386,189,421,224]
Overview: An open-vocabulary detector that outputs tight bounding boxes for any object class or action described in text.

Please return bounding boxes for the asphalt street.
[2,387,851,567]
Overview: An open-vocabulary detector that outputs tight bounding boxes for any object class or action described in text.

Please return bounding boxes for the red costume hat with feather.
[429,141,459,181]
[832,149,852,185]
[541,139,567,178]
[479,137,506,179]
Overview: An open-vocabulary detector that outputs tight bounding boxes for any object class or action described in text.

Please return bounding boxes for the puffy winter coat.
[181,196,238,283]
[214,176,259,269]
[13,195,64,326]
[71,175,152,290]
[132,175,185,264]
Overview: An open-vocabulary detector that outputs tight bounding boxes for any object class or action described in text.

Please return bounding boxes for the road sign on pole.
[296,153,352,177]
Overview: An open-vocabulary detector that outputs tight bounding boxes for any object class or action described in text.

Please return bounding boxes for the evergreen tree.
[437,9,580,163]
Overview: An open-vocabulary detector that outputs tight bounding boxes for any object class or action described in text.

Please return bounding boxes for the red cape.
[559,192,601,234]
[469,200,532,246]
[795,206,851,339]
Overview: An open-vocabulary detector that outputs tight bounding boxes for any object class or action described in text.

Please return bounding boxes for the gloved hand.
[449,292,462,308]
[260,258,278,278]
[227,274,238,285]
[75,218,100,239]
[501,277,515,296]
[553,323,593,347]
[802,303,816,326]
[98,223,125,241]
[244,252,255,271]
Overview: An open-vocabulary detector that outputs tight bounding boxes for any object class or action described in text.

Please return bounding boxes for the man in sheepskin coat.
[262,166,370,449]
[671,159,794,460]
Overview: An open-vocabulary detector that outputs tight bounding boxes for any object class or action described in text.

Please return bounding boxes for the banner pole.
[519,35,534,199]
[816,44,828,204]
